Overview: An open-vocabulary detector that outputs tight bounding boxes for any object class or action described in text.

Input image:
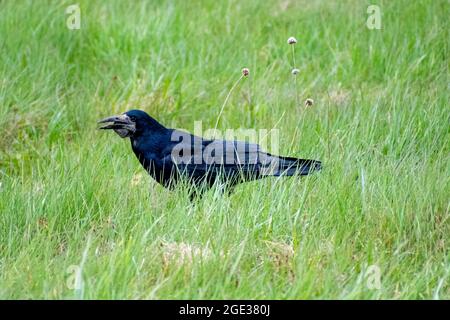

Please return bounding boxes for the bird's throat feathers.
[130,130,167,156]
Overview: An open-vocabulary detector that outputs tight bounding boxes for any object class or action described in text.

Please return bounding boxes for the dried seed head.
[291,68,300,75]
[287,37,297,45]
[304,98,314,107]
[242,68,250,77]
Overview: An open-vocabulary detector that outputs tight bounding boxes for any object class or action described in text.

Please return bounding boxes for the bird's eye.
[130,116,137,122]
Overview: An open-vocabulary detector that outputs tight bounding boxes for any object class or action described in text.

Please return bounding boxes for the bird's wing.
[164,130,275,179]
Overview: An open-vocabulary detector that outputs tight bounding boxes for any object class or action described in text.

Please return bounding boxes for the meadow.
[0,0,448,299]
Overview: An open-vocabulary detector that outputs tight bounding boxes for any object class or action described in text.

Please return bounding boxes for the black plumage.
[99,110,321,195]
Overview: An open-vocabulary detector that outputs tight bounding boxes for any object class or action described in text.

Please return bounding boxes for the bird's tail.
[269,156,322,177]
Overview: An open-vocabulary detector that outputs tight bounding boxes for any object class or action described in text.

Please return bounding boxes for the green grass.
[0,0,449,299]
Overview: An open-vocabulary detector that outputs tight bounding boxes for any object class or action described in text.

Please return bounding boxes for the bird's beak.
[98,114,136,138]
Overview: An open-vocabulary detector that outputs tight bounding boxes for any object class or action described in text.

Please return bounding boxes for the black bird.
[99,110,321,196]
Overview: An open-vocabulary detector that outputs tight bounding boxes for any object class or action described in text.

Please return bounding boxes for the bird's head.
[98,109,161,138]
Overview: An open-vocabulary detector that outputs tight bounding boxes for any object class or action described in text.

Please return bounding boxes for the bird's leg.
[220,182,236,196]
[188,186,206,202]
[189,190,199,202]
[225,186,236,196]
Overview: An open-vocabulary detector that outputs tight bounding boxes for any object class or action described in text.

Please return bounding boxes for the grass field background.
[0,0,448,299]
